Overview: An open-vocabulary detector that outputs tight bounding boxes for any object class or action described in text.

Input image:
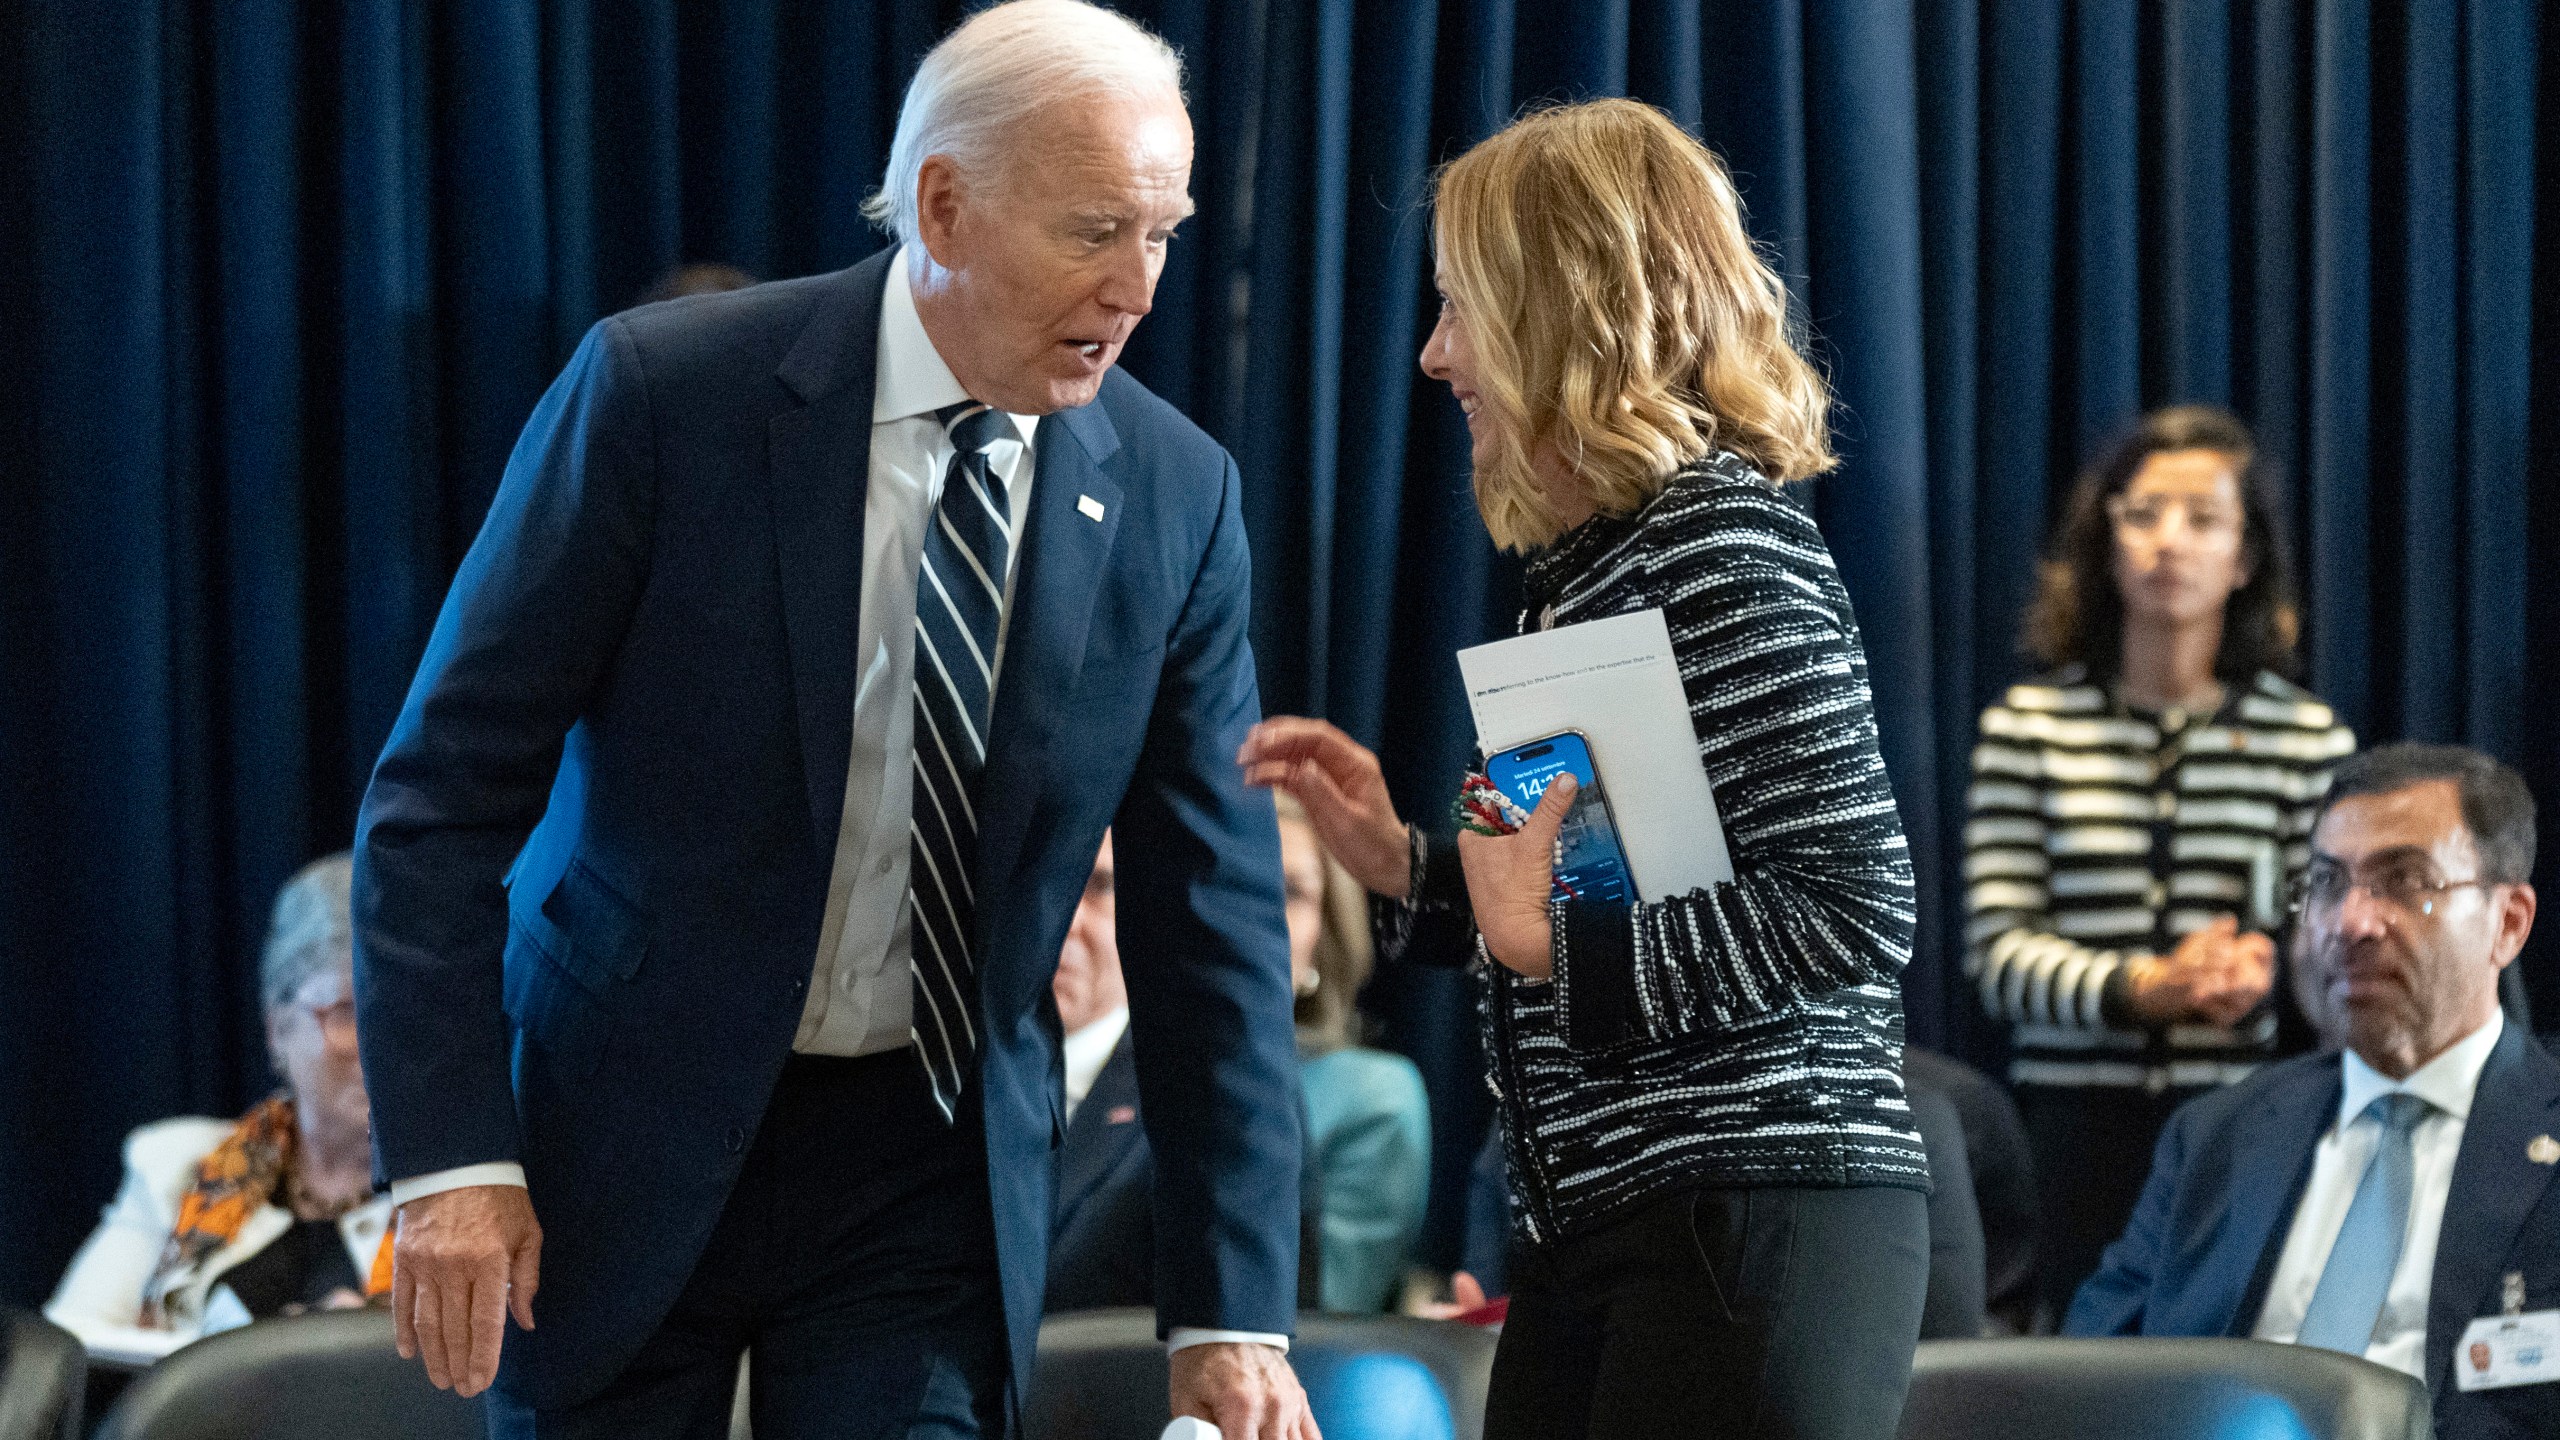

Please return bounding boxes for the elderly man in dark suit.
[2069,744,2559,1438]
[1041,836,1322,1317]
[348,4,1316,1437]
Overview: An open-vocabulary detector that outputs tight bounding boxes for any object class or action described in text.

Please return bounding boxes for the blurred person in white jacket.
[46,853,387,1365]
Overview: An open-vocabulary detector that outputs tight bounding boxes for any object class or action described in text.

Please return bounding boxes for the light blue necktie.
[907,402,1018,1122]
[2293,1091,2430,1354]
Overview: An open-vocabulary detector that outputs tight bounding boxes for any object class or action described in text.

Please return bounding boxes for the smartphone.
[1482,730,1634,906]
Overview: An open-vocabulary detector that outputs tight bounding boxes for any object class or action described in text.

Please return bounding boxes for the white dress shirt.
[2252,1011,2506,1379]
[793,246,1039,1057]
[390,252,1281,1354]
[1061,1007,1131,1123]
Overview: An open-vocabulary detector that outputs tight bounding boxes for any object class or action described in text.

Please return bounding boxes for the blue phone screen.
[1483,733,1633,906]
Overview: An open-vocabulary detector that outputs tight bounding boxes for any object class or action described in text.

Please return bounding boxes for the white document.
[1456,608,1733,902]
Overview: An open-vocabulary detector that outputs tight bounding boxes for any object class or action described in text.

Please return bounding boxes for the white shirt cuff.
[389,1162,529,1208]
[1166,1328,1290,1354]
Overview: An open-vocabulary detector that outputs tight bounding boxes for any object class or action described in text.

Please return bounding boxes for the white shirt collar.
[872,247,1040,445]
[2339,1010,2504,1128]
[1061,1005,1130,1111]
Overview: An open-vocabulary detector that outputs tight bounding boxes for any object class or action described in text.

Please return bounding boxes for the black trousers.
[1486,1184,1929,1440]
[2016,1082,2209,1325]
[486,1052,1009,1440]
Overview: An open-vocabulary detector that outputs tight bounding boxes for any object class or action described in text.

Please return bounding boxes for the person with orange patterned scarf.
[46,853,390,1365]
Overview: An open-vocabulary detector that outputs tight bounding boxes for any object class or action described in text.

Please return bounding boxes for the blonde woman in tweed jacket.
[1243,100,1929,1440]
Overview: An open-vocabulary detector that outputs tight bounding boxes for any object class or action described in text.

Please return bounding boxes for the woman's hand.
[1239,717,1412,897]
[2124,916,2276,1028]
[1456,775,1576,980]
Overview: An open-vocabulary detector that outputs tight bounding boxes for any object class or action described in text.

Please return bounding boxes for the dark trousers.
[2017,1083,2207,1325]
[1485,1184,1929,1440]
[487,1052,1009,1440]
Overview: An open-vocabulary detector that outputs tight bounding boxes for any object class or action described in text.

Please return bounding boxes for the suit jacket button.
[725,1125,747,1155]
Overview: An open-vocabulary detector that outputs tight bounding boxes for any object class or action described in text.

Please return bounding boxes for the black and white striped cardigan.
[1384,454,1929,1247]
[1966,668,2355,1090]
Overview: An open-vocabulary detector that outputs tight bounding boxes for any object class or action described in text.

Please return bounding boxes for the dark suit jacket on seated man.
[348,5,1317,1436]
[2068,744,2560,1439]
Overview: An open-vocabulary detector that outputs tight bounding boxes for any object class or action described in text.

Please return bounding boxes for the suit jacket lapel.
[767,249,895,850]
[2226,1059,2342,1335]
[1055,1034,1141,1228]
[974,399,1123,912]
[2425,1023,2560,1393]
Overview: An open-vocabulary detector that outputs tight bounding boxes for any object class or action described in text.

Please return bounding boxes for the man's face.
[1052,835,1126,1033]
[2291,780,2533,1073]
[913,90,1194,415]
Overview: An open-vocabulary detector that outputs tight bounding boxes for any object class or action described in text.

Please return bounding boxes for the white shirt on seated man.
[1056,833,1131,1122]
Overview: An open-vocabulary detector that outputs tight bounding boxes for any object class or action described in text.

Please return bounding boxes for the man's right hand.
[391,1183,541,1398]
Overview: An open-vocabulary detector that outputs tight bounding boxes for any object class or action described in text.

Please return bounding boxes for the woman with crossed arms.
[1243,99,1929,1439]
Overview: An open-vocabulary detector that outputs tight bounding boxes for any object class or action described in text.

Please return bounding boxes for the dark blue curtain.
[4,0,2553,1303]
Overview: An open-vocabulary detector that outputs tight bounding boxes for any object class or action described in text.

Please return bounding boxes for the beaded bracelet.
[1452,771,1529,837]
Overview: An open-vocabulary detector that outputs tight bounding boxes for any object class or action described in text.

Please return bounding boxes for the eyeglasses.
[292,998,359,1045]
[2288,858,2493,920]
[2105,494,2242,541]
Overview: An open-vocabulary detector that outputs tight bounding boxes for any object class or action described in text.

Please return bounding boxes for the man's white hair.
[863,0,1185,248]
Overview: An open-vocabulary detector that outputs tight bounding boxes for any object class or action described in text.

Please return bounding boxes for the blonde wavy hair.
[1433,99,1837,552]
[1272,791,1377,1054]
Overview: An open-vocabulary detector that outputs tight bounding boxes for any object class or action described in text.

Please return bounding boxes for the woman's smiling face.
[1420,274,1500,475]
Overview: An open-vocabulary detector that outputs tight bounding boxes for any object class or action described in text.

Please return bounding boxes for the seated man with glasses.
[2067,744,2558,1438]
[46,854,389,1365]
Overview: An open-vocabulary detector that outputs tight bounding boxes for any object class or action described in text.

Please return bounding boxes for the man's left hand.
[1170,1342,1321,1440]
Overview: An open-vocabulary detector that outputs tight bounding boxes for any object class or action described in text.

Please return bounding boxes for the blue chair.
[1896,1338,2431,1440]
[1295,1348,1455,1440]
[1029,1309,1495,1440]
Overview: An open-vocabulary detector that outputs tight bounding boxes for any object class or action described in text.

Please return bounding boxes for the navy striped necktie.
[909,400,1019,1121]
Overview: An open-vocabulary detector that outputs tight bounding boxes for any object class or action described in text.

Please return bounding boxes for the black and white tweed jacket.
[1385,454,1930,1246]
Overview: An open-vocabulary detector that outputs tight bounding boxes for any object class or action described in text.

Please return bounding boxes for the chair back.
[93,1310,481,1440]
[0,1312,85,1440]
[1029,1310,1496,1440]
[1898,1338,2432,1440]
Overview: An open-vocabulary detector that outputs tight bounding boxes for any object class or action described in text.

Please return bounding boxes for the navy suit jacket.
[351,249,1303,1409]
[2067,1022,2560,1439]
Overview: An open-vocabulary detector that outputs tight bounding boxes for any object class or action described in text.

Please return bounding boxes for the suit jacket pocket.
[504,916,615,1081]
[539,855,650,989]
